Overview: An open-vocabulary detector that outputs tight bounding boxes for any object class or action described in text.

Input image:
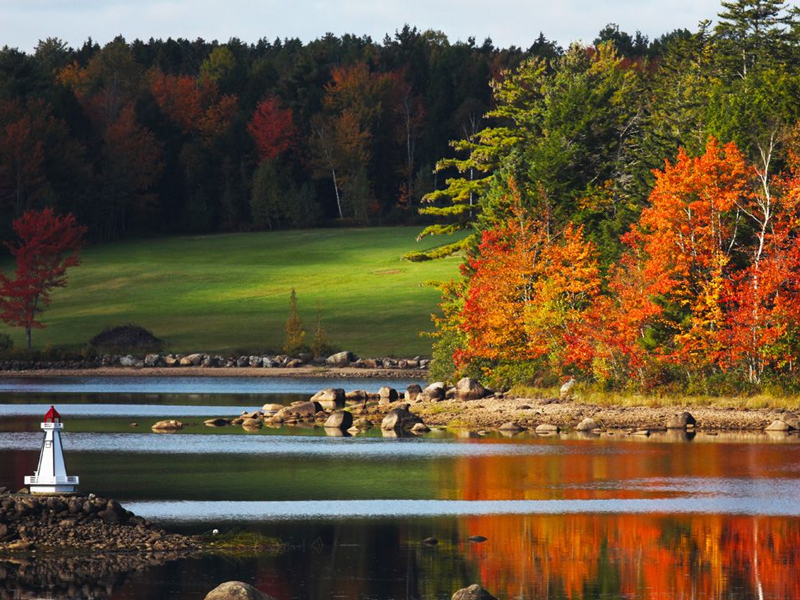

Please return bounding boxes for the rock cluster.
[0,351,430,372]
[0,490,198,554]
[204,581,279,600]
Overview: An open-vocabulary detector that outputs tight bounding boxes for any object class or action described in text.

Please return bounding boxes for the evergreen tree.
[283,288,305,355]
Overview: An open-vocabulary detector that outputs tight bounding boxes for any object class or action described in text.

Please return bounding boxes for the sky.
[0,0,723,52]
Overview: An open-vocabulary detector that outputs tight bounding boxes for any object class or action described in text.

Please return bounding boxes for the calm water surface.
[0,376,799,599]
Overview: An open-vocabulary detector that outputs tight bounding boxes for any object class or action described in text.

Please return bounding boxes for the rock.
[310,388,346,410]
[666,411,696,429]
[422,537,438,546]
[378,386,398,404]
[423,382,446,401]
[451,584,498,600]
[325,411,354,430]
[241,418,262,429]
[204,581,279,600]
[559,377,576,399]
[248,356,263,368]
[381,408,423,431]
[468,535,487,543]
[765,419,791,432]
[353,418,373,430]
[576,418,599,432]
[204,418,229,427]
[411,422,430,434]
[326,351,354,367]
[119,355,140,367]
[456,377,487,400]
[179,356,194,366]
[405,384,423,402]
[144,354,162,367]
[151,420,183,431]
[276,401,322,419]
[286,358,303,368]
[784,417,800,430]
[185,353,205,366]
[499,422,524,432]
[261,403,284,413]
[445,387,456,399]
[346,390,368,402]
[536,423,560,434]
[632,429,651,436]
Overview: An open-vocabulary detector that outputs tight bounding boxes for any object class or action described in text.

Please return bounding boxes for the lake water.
[1,377,799,599]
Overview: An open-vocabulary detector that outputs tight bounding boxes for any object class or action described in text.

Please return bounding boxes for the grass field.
[0,227,463,357]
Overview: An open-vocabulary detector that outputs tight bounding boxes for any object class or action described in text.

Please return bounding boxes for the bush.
[89,324,164,353]
[0,333,13,357]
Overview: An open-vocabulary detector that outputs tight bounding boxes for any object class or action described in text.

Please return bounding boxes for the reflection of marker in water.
[24,406,80,494]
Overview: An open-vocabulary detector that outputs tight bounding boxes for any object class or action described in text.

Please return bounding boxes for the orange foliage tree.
[457,186,601,378]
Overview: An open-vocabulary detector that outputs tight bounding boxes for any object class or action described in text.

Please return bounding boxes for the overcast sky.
[1,0,723,53]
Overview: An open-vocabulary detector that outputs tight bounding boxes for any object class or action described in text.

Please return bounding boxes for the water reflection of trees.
[451,443,800,599]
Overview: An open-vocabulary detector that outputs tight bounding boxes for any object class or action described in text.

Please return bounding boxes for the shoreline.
[0,368,796,433]
[0,366,427,379]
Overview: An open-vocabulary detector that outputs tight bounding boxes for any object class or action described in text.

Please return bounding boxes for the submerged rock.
[535,423,559,434]
[204,581,279,600]
[151,420,183,431]
[499,422,524,432]
[451,584,499,600]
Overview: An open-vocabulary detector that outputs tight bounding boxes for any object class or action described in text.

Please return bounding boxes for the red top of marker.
[44,406,61,423]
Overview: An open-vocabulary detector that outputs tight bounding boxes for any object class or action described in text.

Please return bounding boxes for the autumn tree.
[247,96,295,162]
[0,208,86,350]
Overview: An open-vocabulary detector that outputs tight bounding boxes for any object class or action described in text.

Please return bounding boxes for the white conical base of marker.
[24,406,79,494]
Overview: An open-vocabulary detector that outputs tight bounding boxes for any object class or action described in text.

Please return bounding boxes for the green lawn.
[0,227,463,357]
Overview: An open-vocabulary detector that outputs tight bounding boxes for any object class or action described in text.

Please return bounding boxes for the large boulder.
[451,584,498,600]
[765,419,791,432]
[184,353,205,366]
[311,388,345,410]
[406,384,423,402]
[575,418,599,432]
[326,351,354,367]
[379,386,399,404]
[119,355,142,367]
[204,581,278,600]
[144,354,163,367]
[381,408,423,431]
[423,382,446,401]
[325,411,354,430]
[276,401,322,420]
[666,411,696,429]
[456,378,487,401]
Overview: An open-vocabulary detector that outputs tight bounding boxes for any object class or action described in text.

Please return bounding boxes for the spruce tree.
[283,288,305,354]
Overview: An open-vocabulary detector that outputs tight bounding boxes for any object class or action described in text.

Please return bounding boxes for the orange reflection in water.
[450,438,800,599]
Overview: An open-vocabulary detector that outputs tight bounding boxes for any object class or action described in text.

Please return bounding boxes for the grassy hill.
[0,227,463,357]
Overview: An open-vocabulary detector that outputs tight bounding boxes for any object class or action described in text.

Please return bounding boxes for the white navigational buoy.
[24,406,80,494]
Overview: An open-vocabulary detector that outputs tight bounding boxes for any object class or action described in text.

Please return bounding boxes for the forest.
[426,0,800,392]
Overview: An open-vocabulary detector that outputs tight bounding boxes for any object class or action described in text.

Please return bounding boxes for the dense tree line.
[0,28,547,242]
[424,0,800,392]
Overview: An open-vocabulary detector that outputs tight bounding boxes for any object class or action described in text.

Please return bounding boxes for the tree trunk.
[26,326,31,351]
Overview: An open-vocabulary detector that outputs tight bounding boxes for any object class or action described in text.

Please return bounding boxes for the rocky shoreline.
[0,490,200,556]
[165,379,800,436]
[0,350,428,374]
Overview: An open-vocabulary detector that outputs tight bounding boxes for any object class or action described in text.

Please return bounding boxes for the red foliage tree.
[0,208,87,349]
[247,96,296,163]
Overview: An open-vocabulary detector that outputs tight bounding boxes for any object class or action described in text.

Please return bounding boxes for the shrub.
[89,324,165,353]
